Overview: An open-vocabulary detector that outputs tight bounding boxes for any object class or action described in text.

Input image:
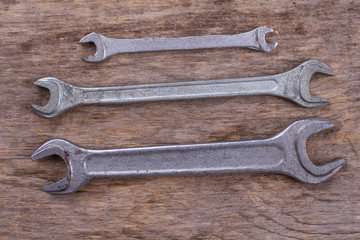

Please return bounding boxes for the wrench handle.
[77,76,282,105]
[104,29,260,57]
[84,140,284,178]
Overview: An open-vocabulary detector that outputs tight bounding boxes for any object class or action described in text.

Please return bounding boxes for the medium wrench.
[79,26,277,62]
[32,119,344,194]
[32,60,334,118]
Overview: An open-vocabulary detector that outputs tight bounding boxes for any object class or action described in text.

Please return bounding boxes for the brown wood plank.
[0,0,359,239]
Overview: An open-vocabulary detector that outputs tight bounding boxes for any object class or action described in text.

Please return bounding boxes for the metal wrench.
[79,26,277,62]
[32,119,344,194]
[31,60,334,118]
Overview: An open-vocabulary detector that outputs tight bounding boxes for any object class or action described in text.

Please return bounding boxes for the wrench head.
[282,60,335,108]
[256,26,278,52]
[31,77,74,118]
[32,139,89,194]
[276,119,344,183]
[79,33,106,62]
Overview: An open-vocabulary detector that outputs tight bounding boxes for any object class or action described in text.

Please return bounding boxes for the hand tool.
[79,26,277,62]
[31,60,334,118]
[32,119,344,194]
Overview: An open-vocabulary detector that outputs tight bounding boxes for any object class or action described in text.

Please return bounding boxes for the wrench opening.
[256,26,278,52]
[274,119,344,183]
[31,78,61,117]
[31,77,77,118]
[298,60,335,105]
[280,60,335,108]
[31,139,90,194]
[79,33,106,62]
[295,119,345,176]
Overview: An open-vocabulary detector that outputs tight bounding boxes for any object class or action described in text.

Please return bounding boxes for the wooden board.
[0,0,359,239]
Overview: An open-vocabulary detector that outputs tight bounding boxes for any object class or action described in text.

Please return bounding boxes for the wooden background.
[1,0,359,239]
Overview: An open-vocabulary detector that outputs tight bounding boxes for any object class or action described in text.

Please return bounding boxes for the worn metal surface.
[2,0,359,239]
[80,26,277,62]
[32,119,344,194]
[31,60,333,118]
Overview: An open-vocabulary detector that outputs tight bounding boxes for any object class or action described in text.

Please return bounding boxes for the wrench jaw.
[31,77,77,118]
[281,60,334,108]
[275,119,344,183]
[256,26,278,52]
[79,33,106,62]
[31,139,91,194]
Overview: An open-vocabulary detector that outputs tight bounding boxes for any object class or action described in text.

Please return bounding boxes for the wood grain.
[0,0,359,239]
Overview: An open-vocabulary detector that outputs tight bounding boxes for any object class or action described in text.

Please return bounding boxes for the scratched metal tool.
[31,60,334,118]
[79,26,277,62]
[32,119,344,194]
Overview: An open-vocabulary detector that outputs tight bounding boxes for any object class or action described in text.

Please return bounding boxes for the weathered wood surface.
[0,0,359,239]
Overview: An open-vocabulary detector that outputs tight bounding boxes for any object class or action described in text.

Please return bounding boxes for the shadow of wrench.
[79,26,278,62]
[32,119,344,194]
[32,60,335,118]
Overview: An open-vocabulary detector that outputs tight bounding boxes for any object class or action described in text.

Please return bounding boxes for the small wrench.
[32,119,344,194]
[79,26,277,62]
[32,60,334,118]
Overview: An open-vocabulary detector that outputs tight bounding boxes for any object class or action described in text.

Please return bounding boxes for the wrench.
[31,60,334,118]
[79,26,277,62]
[32,119,344,194]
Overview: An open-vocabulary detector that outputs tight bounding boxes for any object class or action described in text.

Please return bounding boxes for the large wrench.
[32,60,334,118]
[79,26,277,62]
[32,119,344,194]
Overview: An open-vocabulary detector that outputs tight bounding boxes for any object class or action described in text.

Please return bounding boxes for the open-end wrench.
[32,119,344,194]
[32,60,334,118]
[79,26,277,62]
